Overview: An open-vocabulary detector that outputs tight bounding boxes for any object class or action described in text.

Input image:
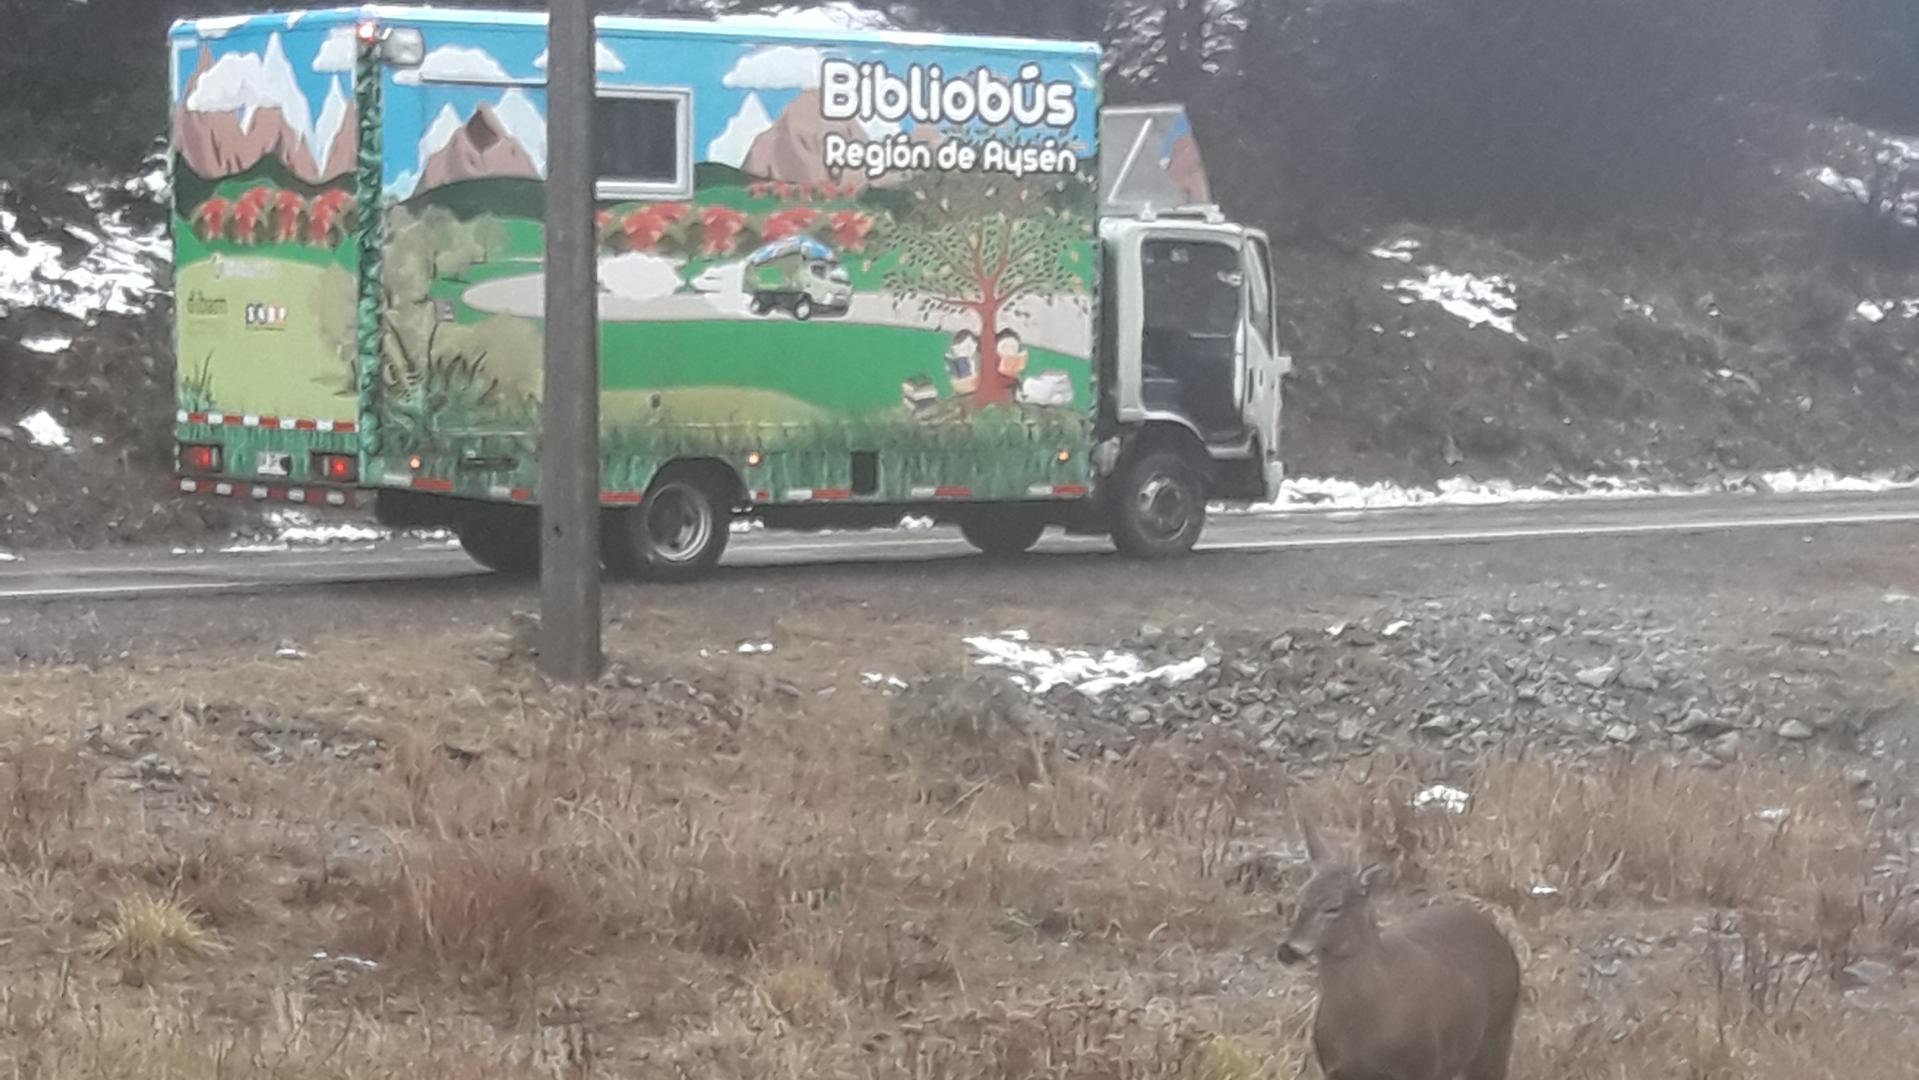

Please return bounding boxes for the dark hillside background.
[7,0,1919,550]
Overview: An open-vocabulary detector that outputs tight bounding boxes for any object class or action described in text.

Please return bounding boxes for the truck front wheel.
[1110,448,1206,559]
[455,508,541,577]
[609,473,730,583]
[959,511,1046,557]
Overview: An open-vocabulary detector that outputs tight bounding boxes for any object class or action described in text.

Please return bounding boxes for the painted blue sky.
[170,10,1100,199]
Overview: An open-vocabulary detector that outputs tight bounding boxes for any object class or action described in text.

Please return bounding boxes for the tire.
[611,472,730,583]
[750,295,771,316]
[793,296,813,321]
[1110,447,1206,559]
[959,512,1046,557]
[455,509,541,576]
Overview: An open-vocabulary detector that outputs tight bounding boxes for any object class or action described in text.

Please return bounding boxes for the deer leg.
[1461,1010,1517,1080]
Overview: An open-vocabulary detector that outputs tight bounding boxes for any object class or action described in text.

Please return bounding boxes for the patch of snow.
[965,631,1209,698]
[0,551,19,564]
[22,335,72,355]
[1368,238,1420,263]
[312,77,351,164]
[1857,301,1888,323]
[1231,468,1919,516]
[1413,784,1470,815]
[1756,808,1791,824]
[264,510,386,545]
[0,199,166,320]
[1814,166,1871,205]
[17,409,71,450]
[737,641,775,655]
[861,672,909,691]
[713,3,893,32]
[1389,269,1523,339]
[1529,883,1561,898]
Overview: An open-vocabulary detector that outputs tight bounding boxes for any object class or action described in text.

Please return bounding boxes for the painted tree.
[883,185,1091,406]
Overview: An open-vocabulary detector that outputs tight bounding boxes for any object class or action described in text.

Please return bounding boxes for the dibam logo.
[244,302,287,329]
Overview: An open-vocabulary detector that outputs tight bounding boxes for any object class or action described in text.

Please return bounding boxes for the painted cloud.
[313,26,356,74]
[722,45,826,91]
[393,45,512,86]
[533,42,627,74]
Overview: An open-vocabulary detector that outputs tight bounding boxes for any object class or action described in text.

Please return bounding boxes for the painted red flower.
[698,206,748,256]
[829,210,875,252]
[228,186,272,243]
[622,208,666,252]
[748,181,773,199]
[305,189,353,245]
[595,210,614,232]
[650,201,690,224]
[773,181,796,202]
[272,190,306,243]
[193,197,229,241]
[760,207,818,242]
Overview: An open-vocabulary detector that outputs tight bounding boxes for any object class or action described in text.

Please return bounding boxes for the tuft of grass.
[85,893,222,965]
[345,840,588,989]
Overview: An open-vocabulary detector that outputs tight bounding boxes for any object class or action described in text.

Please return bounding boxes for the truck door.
[1139,235,1247,443]
[1240,232,1286,498]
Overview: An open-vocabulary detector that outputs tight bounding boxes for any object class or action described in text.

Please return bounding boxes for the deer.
[1275,814,1523,1080]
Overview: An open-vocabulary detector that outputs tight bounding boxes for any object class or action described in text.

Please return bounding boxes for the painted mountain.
[418,103,541,191]
[174,36,357,186]
[737,89,945,190]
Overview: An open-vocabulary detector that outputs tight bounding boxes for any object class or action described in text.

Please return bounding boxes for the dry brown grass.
[0,624,1915,1079]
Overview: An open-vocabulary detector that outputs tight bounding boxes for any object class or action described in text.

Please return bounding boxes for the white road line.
[1199,510,1919,553]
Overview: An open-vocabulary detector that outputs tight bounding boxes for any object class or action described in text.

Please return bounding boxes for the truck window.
[595,89,691,199]
[1142,240,1240,337]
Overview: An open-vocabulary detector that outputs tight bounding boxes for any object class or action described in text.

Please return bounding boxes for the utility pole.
[539,0,604,682]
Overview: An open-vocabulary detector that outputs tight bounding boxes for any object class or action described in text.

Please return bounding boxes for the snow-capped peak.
[312,76,350,164]
[186,31,317,156]
[418,103,466,167]
[492,89,548,177]
[708,92,773,168]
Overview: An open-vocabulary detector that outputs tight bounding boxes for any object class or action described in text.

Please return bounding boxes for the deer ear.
[1298,812,1328,865]
[1357,862,1386,895]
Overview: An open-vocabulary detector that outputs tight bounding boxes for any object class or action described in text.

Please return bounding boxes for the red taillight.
[317,453,358,483]
[356,20,379,44]
[181,445,221,473]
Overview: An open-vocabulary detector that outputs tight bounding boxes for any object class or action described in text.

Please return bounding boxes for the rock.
[1779,719,1817,741]
[1707,731,1742,762]
[1337,718,1363,743]
[1325,681,1353,702]
[1419,714,1459,736]
[1840,959,1897,988]
[1574,663,1618,689]
[1845,766,1874,790]
[1605,723,1638,744]
[1618,666,1659,692]
[1669,709,1731,737]
[1138,624,1165,646]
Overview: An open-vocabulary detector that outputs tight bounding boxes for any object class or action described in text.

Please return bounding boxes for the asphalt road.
[6,488,1919,604]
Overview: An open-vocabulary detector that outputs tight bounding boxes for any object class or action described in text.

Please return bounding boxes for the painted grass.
[174,258,358,421]
[172,217,354,273]
[599,320,1094,418]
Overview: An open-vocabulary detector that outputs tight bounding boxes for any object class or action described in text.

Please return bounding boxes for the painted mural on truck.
[166,13,367,485]
[372,19,1102,503]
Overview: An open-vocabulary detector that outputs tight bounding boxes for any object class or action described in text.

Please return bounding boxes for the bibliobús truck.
[166,6,1291,581]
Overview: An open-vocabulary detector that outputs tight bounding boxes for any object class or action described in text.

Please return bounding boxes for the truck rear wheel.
[608,472,730,583]
[1110,448,1206,559]
[792,296,814,321]
[456,508,541,577]
[959,512,1046,557]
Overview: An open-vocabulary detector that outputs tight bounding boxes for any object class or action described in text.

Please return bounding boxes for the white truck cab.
[1090,106,1291,529]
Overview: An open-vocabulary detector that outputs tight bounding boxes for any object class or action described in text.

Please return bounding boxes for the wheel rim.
[1135,471,1193,542]
[644,485,713,564]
